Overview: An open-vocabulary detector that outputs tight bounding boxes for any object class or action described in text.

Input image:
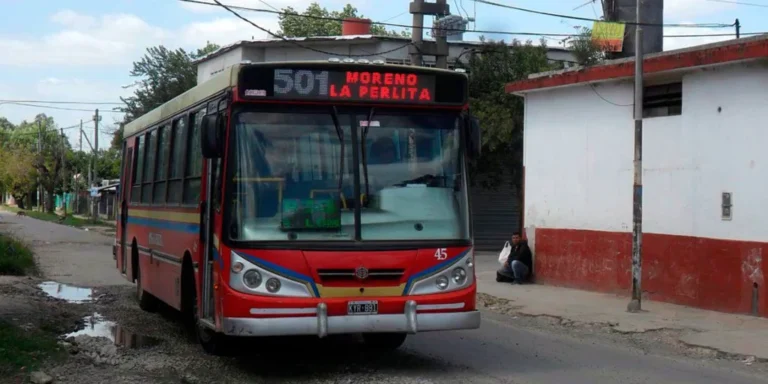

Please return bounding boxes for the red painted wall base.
[532,228,767,317]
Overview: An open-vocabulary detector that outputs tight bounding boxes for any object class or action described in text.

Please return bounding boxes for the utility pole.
[61,128,67,216]
[628,0,644,313]
[735,18,741,39]
[92,109,101,219]
[409,0,450,68]
[76,120,82,214]
[37,121,42,212]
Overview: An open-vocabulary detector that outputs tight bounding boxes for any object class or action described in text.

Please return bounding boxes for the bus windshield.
[227,107,470,243]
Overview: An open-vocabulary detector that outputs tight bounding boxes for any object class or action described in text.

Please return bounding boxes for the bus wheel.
[192,285,232,356]
[362,333,407,350]
[135,260,158,312]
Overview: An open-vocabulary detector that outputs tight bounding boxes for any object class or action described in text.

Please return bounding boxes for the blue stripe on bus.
[236,251,321,298]
[127,216,199,234]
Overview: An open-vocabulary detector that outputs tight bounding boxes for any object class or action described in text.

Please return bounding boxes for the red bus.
[114,61,482,354]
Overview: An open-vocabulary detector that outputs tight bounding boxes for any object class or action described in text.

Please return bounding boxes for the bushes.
[0,233,35,275]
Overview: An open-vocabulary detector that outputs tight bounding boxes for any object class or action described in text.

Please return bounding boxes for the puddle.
[38,281,93,303]
[64,313,161,349]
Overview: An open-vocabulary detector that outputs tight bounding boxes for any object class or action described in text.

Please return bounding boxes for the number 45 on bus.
[114,61,482,355]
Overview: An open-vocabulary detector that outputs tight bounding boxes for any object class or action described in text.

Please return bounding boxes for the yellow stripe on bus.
[316,284,406,298]
[129,209,198,224]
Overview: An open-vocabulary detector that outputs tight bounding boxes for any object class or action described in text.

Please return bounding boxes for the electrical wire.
[705,0,768,7]
[207,0,416,57]
[474,0,735,28]
[0,102,123,113]
[0,99,124,105]
[179,0,759,40]
[589,84,633,107]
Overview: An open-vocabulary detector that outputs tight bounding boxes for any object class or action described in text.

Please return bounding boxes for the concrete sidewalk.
[475,252,768,360]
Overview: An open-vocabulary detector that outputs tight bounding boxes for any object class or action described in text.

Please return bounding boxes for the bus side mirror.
[465,115,482,159]
[201,114,223,159]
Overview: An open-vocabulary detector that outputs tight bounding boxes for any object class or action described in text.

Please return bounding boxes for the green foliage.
[278,3,410,38]
[464,38,559,195]
[0,114,71,212]
[0,233,35,276]
[569,27,605,66]
[119,42,220,124]
[0,320,62,377]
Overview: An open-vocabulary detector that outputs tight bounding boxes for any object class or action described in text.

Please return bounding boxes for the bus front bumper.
[220,301,481,337]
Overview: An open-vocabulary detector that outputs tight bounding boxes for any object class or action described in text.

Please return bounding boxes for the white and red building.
[507,35,768,317]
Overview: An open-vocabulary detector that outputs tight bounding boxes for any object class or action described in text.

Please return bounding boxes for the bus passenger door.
[118,146,133,276]
[200,156,221,324]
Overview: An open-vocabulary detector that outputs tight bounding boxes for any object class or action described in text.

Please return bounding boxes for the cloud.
[0,11,169,66]
[179,16,280,47]
[179,0,312,13]
[663,25,734,51]
[664,0,735,21]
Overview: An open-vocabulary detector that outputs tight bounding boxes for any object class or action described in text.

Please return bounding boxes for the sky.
[0,0,765,149]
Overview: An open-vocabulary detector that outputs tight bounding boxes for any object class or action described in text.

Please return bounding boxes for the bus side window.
[153,125,170,205]
[167,118,185,204]
[131,136,144,203]
[183,110,204,205]
[142,130,157,204]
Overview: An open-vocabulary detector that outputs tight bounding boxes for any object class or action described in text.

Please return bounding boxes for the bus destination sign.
[241,67,449,104]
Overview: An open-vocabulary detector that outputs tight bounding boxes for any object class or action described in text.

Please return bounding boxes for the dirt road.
[1,211,767,384]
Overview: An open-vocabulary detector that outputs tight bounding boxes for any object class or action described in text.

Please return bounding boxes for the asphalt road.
[2,210,766,383]
[400,312,768,384]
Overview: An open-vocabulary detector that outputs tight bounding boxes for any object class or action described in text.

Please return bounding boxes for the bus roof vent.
[357,59,371,64]
[342,58,355,63]
[328,58,341,63]
[372,59,385,65]
[454,68,467,73]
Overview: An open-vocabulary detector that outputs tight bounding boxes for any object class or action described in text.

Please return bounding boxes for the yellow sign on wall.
[592,21,626,52]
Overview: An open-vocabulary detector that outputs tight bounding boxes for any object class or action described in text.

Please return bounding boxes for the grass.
[0,233,36,276]
[1,205,114,229]
[0,320,63,377]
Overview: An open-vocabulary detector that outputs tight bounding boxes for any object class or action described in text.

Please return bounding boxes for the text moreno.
[329,71,432,101]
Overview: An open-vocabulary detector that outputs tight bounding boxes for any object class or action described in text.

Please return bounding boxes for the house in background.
[507,34,768,317]
[193,19,577,251]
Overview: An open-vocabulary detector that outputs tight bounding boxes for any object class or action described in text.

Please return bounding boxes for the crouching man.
[497,232,533,284]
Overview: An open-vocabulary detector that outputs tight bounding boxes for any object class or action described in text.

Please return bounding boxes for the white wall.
[523,61,768,243]
[196,48,244,84]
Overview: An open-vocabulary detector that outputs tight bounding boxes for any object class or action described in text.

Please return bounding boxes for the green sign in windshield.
[281,198,342,231]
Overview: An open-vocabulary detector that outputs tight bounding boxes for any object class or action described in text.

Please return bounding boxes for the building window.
[643,82,682,118]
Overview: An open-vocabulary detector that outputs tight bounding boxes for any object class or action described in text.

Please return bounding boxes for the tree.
[464,38,559,203]
[569,27,605,66]
[278,3,410,38]
[0,147,37,209]
[119,42,220,124]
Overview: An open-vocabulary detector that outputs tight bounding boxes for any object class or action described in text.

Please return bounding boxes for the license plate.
[347,300,378,315]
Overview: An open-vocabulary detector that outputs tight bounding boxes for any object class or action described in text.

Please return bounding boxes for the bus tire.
[191,277,233,356]
[135,255,159,312]
[362,333,407,350]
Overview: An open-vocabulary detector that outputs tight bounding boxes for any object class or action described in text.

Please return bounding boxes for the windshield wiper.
[330,106,346,208]
[360,107,375,207]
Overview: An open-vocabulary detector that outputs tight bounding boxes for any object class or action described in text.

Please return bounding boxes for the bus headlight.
[407,249,475,296]
[452,267,467,285]
[243,270,262,288]
[436,276,449,290]
[229,251,315,298]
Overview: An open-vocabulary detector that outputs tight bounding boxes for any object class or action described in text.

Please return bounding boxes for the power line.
[179,0,759,40]
[0,99,124,105]
[0,102,123,113]
[206,0,417,57]
[705,0,768,7]
[474,0,735,28]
